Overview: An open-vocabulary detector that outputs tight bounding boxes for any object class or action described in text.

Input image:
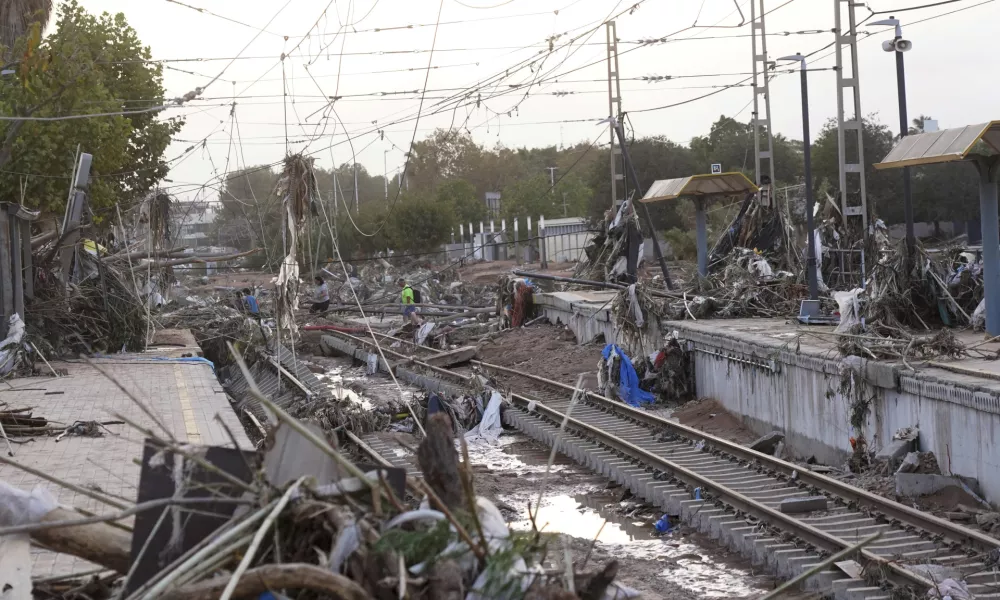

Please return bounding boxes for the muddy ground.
[477,324,603,387]
[671,398,758,446]
[478,435,781,599]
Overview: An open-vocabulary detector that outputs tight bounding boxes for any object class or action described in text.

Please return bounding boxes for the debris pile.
[0,372,629,600]
[28,249,148,356]
[496,274,535,329]
[576,200,644,284]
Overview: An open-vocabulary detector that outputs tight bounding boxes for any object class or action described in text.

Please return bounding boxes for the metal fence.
[446,216,595,267]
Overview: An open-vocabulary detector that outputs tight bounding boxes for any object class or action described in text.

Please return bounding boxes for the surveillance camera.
[895,39,913,52]
[881,40,895,52]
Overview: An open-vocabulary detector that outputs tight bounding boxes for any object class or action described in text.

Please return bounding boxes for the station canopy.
[875,121,1000,170]
[640,172,758,203]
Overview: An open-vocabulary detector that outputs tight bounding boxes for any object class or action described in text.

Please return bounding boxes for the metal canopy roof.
[640,172,759,203]
[874,121,1000,170]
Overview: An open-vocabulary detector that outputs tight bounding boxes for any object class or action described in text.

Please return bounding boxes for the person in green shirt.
[398,278,419,324]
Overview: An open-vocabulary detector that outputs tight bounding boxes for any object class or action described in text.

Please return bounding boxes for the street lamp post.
[870,17,915,261]
[779,53,818,301]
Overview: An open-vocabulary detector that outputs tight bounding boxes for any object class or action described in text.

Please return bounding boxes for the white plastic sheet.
[415,321,435,345]
[0,314,25,375]
[972,298,987,332]
[465,391,503,444]
[749,255,773,278]
[0,480,57,527]
[834,288,864,333]
[627,284,644,328]
[927,578,971,600]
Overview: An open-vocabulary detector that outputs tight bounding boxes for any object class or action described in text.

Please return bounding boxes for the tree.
[910,115,934,135]
[436,179,486,224]
[406,129,483,192]
[690,115,802,184]
[810,116,901,222]
[586,135,699,230]
[0,0,51,55]
[385,195,456,253]
[0,0,181,215]
[500,173,591,220]
[215,166,279,251]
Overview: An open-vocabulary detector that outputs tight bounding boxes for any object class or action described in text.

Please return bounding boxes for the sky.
[65,0,1000,202]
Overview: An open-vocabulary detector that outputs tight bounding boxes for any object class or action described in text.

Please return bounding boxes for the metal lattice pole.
[606,21,624,210]
[750,0,777,194]
[834,0,869,234]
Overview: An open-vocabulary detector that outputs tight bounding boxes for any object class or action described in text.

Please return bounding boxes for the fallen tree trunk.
[160,563,371,600]
[131,248,261,270]
[30,230,58,249]
[31,507,131,574]
[107,247,191,262]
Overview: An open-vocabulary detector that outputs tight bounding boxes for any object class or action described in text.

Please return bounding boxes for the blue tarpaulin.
[601,344,654,407]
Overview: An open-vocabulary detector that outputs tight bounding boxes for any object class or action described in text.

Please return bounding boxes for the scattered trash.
[464,391,503,445]
[654,514,672,533]
[598,344,654,407]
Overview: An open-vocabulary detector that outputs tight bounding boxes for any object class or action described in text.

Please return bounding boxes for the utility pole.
[605,21,624,210]
[546,166,557,192]
[834,0,869,238]
[353,162,359,212]
[383,150,389,201]
[749,0,777,199]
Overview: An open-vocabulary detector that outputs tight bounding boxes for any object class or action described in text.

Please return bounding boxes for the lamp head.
[777,53,807,69]
[869,16,903,39]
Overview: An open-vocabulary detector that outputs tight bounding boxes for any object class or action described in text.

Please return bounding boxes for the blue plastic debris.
[601,344,655,407]
[654,514,672,533]
[694,487,702,500]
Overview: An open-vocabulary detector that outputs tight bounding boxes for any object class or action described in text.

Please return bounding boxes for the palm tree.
[0,0,52,55]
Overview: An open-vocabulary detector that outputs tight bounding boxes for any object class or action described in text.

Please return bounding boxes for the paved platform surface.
[0,357,252,577]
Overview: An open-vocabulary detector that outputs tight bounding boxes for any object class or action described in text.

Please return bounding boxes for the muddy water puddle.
[312,355,416,413]
[479,433,775,599]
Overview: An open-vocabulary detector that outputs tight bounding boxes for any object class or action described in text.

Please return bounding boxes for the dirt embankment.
[477,324,603,387]
[671,398,758,445]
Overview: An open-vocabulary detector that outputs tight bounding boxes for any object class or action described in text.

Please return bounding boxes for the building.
[172,201,219,249]
[485,192,501,218]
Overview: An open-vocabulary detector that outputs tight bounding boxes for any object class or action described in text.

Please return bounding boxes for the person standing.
[310,276,330,313]
[398,278,420,324]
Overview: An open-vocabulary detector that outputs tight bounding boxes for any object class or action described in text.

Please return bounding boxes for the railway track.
[476,361,1000,600]
[319,330,1000,599]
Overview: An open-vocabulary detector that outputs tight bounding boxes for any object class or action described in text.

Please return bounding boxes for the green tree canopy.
[500,173,591,220]
[385,195,456,253]
[690,115,802,184]
[811,116,902,222]
[436,179,486,224]
[0,0,181,215]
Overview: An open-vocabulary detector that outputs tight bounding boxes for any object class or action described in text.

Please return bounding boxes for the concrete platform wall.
[674,323,1000,505]
[534,290,660,355]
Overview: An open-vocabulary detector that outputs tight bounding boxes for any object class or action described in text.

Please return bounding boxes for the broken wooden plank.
[422,346,477,368]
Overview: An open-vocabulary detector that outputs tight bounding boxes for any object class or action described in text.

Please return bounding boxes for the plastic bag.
[601,344,654,407]
[972,298,986,332]
[0,480,57,526]
[465,391,503,444]
[833,288,864,333]
[0,314,25,375]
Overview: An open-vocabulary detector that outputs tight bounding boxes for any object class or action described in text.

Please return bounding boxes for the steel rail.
[503,389,932,590]
[473,359,1000,555]
[344,430,395,469]
[321,331,975,592]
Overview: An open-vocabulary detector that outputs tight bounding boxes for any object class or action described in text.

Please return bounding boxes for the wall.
[674,322,1000,505]
[543,232,592,263]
